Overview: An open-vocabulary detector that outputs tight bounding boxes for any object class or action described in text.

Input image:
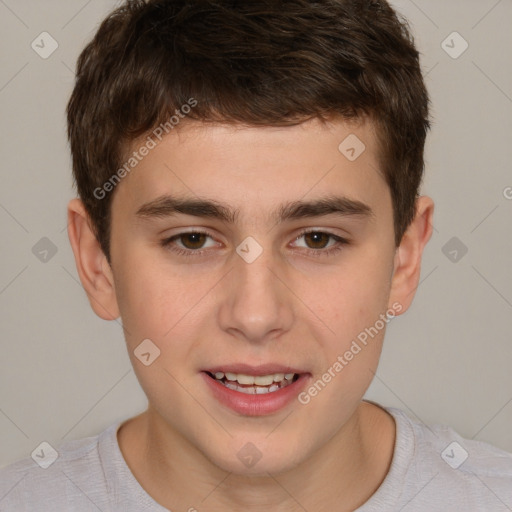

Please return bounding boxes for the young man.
[1,0,511,510]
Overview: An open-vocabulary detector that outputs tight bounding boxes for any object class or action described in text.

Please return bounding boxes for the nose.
[217,240,295,344]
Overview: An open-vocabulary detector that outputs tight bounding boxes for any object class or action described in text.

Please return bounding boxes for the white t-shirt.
[1,404,511,511]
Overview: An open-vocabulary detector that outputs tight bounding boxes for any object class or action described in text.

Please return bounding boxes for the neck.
[118,400,395,512]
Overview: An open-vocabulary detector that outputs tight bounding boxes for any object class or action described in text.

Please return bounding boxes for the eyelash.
[160,228,349,258]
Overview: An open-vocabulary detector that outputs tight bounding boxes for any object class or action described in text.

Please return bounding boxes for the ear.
[388,196,434,314]
[67,198,120,320]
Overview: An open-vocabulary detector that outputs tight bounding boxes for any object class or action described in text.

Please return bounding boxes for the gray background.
[0,0,511,467]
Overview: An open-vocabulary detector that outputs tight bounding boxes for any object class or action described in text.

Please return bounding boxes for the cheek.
[113,246,218,351]
[113,253,201,395]
[112,246,180,341]
[304,244,394,396]
[316,250,393,336]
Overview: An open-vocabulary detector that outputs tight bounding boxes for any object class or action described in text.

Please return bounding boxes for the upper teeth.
[214,372,296,386]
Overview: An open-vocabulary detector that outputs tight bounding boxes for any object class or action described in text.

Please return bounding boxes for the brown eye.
[160,230,218,256]
[178,232,208,250]
[303,231,331,249]
[291,229,349,258]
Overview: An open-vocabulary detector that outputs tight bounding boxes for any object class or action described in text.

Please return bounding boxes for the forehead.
[113,117,389,223]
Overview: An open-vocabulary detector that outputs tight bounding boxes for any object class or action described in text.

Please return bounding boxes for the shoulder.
[0,422,120,512]
[385,405,512,510]
[397,406,512,477]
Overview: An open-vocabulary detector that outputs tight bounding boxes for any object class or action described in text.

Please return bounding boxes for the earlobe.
[67,198,120,320]
[388,196,434,314]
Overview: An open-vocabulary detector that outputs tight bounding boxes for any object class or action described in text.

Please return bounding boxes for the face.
[105,117,402,474]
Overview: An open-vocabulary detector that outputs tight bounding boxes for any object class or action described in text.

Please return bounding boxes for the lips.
[200,364,310,415]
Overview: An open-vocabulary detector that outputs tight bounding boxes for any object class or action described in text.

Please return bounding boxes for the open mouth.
[205,371,300,395]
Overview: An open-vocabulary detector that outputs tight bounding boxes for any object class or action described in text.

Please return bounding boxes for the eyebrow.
[135,194,374,224]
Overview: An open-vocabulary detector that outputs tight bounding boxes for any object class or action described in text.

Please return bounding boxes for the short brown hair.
[67,0,430,262]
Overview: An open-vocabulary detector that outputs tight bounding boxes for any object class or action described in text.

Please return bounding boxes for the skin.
[67,116,434,512]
